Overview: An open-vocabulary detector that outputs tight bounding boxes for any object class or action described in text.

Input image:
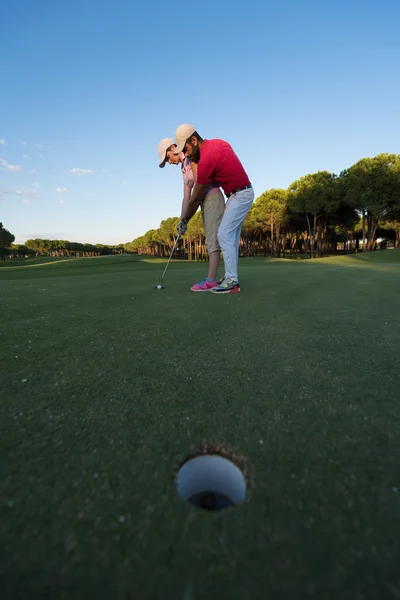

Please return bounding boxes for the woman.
[158,137,225,292]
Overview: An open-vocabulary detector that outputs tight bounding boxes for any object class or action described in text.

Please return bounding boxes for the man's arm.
[181,183,208,221]
[190,161,198,181]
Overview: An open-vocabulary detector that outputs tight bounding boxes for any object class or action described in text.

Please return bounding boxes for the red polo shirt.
[196,139,251,196]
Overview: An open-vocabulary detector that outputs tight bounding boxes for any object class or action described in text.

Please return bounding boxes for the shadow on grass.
[1,249,399,278]
[255,249,400,272]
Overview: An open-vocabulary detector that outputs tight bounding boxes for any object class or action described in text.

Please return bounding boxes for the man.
[174,124,254,294]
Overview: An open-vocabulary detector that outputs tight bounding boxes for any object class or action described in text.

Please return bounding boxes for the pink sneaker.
[190,278,218,292]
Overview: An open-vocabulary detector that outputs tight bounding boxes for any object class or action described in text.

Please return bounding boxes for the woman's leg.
[207,250,220,281]
[190,188,225,291]
[202,188,225,280]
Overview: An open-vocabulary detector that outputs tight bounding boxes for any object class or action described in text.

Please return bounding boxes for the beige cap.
[174,124,195,154]
[158,137,175,168]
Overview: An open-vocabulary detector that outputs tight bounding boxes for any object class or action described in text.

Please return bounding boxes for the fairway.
[1,252,400,599]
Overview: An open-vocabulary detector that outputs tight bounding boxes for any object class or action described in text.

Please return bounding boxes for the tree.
[130,235,147,254]
[0,223,15,260]
[341,154,400,251]
[252,189,288,256]
[0,223,15,248]
[240,208,259,256]
[379,219,400,248]
[184,211,204,261]
[142,229,160,256]
[288,171,342,258]
[25,239,43,254]
[9,244,34,257]
[158,217,180,251]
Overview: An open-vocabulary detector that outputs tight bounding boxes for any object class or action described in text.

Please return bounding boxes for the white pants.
[217,187,254,282]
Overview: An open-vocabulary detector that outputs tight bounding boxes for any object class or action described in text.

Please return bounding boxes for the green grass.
[1,251,400,599]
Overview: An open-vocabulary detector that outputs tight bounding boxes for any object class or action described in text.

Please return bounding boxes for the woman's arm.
[181,183,208,221]
[181,182,192,220]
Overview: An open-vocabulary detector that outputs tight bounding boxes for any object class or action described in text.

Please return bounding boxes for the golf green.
[1,251,400,599]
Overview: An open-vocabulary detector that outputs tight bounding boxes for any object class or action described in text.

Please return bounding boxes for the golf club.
[155,234,180,289]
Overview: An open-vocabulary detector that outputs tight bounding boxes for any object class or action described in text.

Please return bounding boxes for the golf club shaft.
[161,235,180,284]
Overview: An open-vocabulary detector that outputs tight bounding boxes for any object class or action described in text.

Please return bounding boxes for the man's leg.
[234,220,242,263]
[216,188,254,283]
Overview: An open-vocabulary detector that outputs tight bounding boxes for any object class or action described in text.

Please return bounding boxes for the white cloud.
[59,199,65,204]
[33,182,39,187]
[0,139,5,145]
[22,154,32,161]
[56,187,67,193]
[69,168,94,176]
[0,157,22,171]
[21,140,43,150]
[15,188,39,201]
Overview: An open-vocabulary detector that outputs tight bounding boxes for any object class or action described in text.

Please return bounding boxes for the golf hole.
[176,454,247,512]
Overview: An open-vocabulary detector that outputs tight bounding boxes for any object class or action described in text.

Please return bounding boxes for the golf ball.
[156,285,163,290]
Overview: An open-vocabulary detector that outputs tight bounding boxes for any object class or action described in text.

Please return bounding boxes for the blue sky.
[1,0,399,245]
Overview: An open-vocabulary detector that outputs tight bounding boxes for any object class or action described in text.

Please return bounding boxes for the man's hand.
[177,219,187,236]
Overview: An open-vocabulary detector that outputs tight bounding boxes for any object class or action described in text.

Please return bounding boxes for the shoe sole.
[211,287,241,294]
[191,288,216,292]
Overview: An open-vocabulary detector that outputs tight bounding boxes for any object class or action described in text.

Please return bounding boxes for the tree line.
[1,153,399,262]
[125,153,400,259]
[0,231,125,260]
[22,239,125,257]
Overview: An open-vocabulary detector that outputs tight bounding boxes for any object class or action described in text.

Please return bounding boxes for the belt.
[226,184,252,198]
